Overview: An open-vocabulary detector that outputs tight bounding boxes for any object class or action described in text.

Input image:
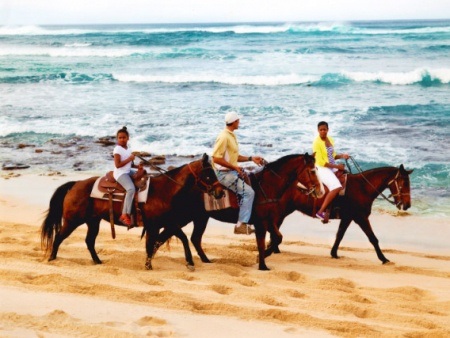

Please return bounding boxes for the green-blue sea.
[1,20,449,217]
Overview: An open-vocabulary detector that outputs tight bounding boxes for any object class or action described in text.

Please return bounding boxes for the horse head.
[194,153,224,199]
[295,152,323,198]
[388,164,413,210]
[262,153,322,198]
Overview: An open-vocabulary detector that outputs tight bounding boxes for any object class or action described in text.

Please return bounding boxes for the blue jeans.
[216,170,255,223]
[116,170,136,214]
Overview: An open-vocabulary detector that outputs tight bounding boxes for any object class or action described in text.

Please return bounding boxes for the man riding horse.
[212,111,264,235]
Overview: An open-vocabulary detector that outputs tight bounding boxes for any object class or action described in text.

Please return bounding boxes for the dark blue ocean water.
[1,20,449,217]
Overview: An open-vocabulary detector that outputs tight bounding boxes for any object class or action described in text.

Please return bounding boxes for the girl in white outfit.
[113,126,142,227]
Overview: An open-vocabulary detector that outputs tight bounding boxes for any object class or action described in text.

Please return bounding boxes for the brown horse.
[41,154,223,269]
[148,153,323,271]
[266,164,413,264]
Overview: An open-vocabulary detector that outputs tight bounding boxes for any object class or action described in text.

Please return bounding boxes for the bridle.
[387,170,410,208]
[188,161,222,195]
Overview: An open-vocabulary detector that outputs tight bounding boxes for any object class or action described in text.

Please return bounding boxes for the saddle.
[335,170,348,196]
[98,170,148,194]
[96,169,149,238]
[204,173,253,211]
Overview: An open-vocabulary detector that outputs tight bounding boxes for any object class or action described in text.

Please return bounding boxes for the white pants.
[316,166,342,191]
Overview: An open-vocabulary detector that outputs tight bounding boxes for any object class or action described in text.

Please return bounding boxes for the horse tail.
[40,181,77,253]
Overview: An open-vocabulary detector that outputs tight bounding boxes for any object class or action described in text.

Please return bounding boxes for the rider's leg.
[316,166,342,220]
[317,187,341,214]
[116,173,135,226]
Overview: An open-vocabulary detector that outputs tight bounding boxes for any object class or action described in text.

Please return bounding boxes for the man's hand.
[251,156,264,166]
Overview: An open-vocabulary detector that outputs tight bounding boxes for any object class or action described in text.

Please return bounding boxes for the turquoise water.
[1,20,449,217]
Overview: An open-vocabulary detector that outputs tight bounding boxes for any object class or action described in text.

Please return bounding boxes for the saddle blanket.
[90,177,150,203]
[204,189,238,211]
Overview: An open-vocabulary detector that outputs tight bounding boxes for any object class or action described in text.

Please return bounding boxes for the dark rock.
[18,143,35,149]
[2,163,30,170]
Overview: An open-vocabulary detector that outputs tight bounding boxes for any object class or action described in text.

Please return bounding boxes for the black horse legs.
[331,216,390,264]
[85,219,102,264]
[145,225,195,271]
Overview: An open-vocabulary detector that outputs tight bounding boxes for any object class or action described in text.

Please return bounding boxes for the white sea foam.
[342,68,450,85]
[2,22,448,36]
[0,25,93,36]
[113,73,318,86]
[0,46,145,57]
[64,42,92,47]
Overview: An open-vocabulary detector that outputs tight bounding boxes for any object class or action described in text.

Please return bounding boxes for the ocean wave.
[341,68,450,85]
[64,42,92,47]
[0,46,229,59]
[113,73,318,86]
[1,22,449,37]
[0,72,113,84]
[113,68,450,86]
[4,68,449,86]
[0,46,144,57]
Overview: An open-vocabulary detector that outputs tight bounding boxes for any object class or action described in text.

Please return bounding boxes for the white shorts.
[316,166,342,191]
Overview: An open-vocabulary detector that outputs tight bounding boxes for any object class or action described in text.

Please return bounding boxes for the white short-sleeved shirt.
[113,145,132,180]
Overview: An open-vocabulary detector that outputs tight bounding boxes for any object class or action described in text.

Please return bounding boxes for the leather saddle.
[335,170,348,196]
[98,170,148,194]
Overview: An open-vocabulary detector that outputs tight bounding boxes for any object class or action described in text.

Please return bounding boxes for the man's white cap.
[225,111,240,124]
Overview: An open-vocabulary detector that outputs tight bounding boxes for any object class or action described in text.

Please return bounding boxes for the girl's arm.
[114,153,135,168]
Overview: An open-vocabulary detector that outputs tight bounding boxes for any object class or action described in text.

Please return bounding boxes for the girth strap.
[108,193,116,239]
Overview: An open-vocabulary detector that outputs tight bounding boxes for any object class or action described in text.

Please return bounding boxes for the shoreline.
[1,172,449,337]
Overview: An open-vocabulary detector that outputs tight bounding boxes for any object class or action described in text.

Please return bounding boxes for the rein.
[137,155,218,194]
[136,155,182,186]
[347,156,399,206]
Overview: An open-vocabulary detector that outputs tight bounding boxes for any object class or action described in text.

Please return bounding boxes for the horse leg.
[145,226,195,271]
[191,215,211,263]
[145,225,160,270]
[85,218,102,264]
[49,220,81,261]
[255,224,269,271]
[173,227,195,271]
[331,217,352,259]
[265,224,283,258]
[356,217,390,264]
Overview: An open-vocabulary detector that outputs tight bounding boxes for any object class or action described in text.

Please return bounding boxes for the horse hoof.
[145,260,153,270]
[48,256,56,262]
[259,265,270,271]
[382,260,391,265]
[186,264,195,271]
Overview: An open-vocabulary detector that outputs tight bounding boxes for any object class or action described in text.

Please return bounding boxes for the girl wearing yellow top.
[312,121,350,223]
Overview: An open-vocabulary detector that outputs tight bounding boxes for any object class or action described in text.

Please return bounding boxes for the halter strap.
[187,162,222,191]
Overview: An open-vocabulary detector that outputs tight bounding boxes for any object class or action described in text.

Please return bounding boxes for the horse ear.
[399,164,414,175]
[202,153,209,163]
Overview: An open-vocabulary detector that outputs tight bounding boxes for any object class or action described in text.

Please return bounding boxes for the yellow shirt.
[212,128,239,169]
[313,135,335,167]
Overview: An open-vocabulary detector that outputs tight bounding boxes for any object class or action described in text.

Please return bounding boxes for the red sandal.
[119,214,132,228]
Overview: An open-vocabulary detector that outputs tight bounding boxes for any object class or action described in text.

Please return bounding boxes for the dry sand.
[0,173,449,337]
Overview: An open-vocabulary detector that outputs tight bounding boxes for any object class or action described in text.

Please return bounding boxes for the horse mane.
[352,166,397,176]
[264,154,303,171]
[166,164,186,176]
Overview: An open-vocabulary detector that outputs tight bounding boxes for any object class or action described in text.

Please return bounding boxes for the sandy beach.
[0,172,449,338]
